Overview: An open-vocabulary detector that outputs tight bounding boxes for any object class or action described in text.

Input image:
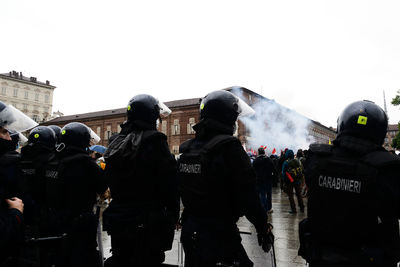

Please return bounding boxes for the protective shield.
[88,127,101,145]
[0,104,38,133]
[158,101,172,117]
[237,97,255,118]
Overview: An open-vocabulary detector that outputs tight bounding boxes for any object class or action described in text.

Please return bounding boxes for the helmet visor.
[0,105,38,133]
[237,97,255,118]
[158,101,172,117]
[88,128,100,145]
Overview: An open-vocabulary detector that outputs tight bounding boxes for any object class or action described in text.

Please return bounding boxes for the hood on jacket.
[285,149,294,160]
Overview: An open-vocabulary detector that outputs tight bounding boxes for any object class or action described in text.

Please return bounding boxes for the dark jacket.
[252,154,276,185]
[303,135,400,265]
[179,119,267,232]
[0,140,24,262]
[103,121,179,250]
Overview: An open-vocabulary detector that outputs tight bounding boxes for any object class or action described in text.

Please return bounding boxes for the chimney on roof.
[46,80,50,85]
[19,72,22,78]
[30,77,37,82]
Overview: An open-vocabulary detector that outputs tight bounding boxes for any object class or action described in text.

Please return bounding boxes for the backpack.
[287,158,303,182]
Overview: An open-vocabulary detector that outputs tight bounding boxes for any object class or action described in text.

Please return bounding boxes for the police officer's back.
[299,100,400,267]
[103,94,179,267]
[178,89,273,267]
[51,122,106,267]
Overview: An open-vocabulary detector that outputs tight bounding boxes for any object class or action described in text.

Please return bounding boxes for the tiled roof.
[44,98,201,124]
[0,71,55,88]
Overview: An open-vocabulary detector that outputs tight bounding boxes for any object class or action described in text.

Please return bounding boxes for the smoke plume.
[231,88,314,155]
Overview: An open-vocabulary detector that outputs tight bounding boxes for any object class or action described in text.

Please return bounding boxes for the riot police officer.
[0,100,37,264]
[299,100,400,267]
[103,94,179,267]
[48,125,62,147]
[178,89,273,267]
[18,126,59,265]
[50,122,107,267]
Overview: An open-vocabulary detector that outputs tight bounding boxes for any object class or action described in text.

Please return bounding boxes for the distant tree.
[392,89,400,106]
[392,123,400,149]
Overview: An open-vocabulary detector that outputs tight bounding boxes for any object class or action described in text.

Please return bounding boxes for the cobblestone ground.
[101,187,308,267]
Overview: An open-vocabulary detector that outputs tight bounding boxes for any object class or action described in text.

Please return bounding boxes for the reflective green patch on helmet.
[200,103,205,110]
[357,115,367,125]
[34,133,39,138]
[127,105,131,111]
[61,130,66,135]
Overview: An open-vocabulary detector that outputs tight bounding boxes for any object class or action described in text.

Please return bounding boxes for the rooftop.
[44,97,201,124]
[0,70,56,89]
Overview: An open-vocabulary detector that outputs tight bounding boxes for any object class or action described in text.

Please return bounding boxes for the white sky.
[1,0,400,128]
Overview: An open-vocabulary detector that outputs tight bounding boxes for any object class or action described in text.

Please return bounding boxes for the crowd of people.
[0,88,398,267]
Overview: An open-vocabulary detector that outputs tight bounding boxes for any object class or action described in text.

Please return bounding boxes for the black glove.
[257,223,274,253]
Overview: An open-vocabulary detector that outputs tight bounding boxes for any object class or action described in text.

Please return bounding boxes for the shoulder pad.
[204,135,240,153]
[179,139,194,154]
[142,130,167,141]
[362,150,400,167]
[309,143,333,155]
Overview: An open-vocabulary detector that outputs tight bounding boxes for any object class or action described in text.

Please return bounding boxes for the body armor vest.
[178,134,240,218]
[307,144,398,248]
[104,130,165,202]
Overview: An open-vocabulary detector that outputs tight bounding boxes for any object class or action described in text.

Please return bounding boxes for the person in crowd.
[282,149,305,214]
[178,89,273,267]
[253,147,277,213]
[299,100,400,266]
[103,94,179,266]
[296,149,307,197]
[46,122,107,267]
[0,100,37,265]
[18,126,59,265]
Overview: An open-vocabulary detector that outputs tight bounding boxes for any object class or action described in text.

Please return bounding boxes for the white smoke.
[231,88,314,155]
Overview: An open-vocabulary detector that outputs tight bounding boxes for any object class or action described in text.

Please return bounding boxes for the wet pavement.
[101,186,308,267]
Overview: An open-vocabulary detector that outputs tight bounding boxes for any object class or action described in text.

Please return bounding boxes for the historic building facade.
[0,71,56,122]
[43,87,336,153]
[384,124,399,151]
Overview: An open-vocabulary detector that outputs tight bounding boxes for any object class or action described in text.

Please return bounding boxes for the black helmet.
[337,100,388,145]
[127,94,171,128]
[28,126,56,149]
[60,122,91,149]
[200,90,254,127]
[48,125,62,144]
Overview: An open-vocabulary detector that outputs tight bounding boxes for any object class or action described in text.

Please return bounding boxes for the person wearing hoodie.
[282,149,305,214]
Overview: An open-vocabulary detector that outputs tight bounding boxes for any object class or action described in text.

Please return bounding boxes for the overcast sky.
[1,0,400,128]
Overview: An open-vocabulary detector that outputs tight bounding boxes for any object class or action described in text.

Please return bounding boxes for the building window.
[96,127,101,138]
[32,114,39,122]
[104,125,111,140]
[172,119,180,135]
[187,118,195,134]
[13,88,18,97]
[23,103,28,110]
[1,88,6,95]
[24,91,29,99]
[117,124,122,133]
[45,94,49,103]
[35,93,39,101]
[172,145,179,154]
[161,121,167,134]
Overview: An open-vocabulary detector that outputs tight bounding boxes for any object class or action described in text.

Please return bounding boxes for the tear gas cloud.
[232,88,314,155]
